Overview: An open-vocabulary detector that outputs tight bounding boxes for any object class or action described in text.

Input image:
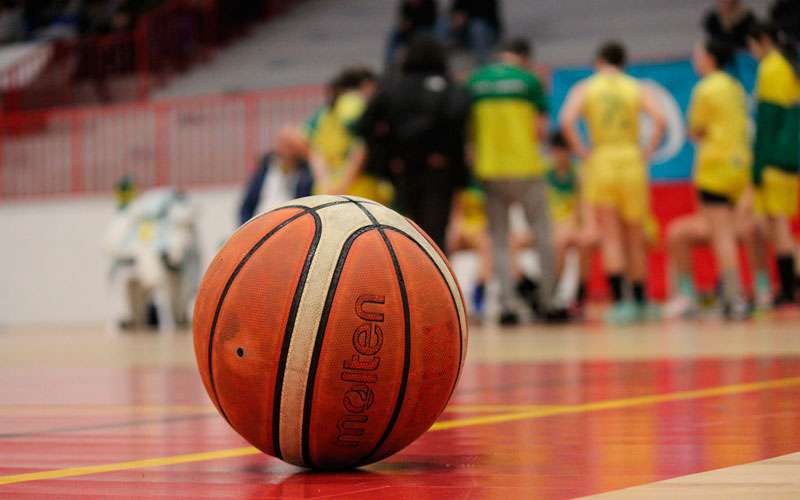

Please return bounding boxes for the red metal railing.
[0,0,308,112]
[0,85,324,199]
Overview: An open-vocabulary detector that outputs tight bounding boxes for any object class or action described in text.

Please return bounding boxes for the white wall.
[0,186,242,325]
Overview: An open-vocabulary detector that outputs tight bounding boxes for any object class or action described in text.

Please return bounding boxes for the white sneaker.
[663,295,699,319]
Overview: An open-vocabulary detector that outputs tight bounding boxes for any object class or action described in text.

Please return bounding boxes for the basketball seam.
[206,207,310,426]
[343,199,414,464]
[382,226,465,413]
[271,210,322,460]
[299,224,378,468]
[206,199,360,429]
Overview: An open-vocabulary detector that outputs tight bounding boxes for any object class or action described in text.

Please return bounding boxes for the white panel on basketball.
[277,201,373,466]
[357,200,468,371]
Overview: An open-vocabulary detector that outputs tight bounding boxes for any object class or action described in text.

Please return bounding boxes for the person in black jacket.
[450,0,502,65]
[385,0,439,69]
[702,0,757,49]
[355,35,470,250]
[239,127,313,226]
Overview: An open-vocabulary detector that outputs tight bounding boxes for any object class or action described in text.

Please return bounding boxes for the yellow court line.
[2,375,800,486]
[444,404,568,413]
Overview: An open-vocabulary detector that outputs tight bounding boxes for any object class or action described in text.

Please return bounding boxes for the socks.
[677,273,697,299]
[776,254,796,300]
[721,269,744,306]
[632,281,646,306]
[607,274,625,303]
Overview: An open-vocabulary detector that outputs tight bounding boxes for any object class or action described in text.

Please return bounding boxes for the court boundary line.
[2,375,800,486]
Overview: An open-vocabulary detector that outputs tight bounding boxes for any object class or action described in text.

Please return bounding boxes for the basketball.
[192,195,468,469]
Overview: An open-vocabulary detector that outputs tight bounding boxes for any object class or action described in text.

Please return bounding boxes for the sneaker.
[499,310,520,327]
[543,308,570,324]
[663,295,699,319]
[605,302,639,325]
[638,302,662,322]
[774,294,797,308]
[724,299,751,321]
[516,276,541,316]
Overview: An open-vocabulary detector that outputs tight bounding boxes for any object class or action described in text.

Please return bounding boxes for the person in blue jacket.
[239,127,314,225]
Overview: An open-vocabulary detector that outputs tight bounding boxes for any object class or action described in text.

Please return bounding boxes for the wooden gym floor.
[2,312,800,498]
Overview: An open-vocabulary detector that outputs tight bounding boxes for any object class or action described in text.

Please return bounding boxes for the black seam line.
[207,207,310,426]
[206,199,356,426]
[353,203,413,464]
[271,209,322,460]
[243,200,356,228]
[300,224,378,468]
[381,226,465,407]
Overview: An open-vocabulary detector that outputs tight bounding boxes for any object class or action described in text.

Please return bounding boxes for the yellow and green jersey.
[304,91,365,175]
[583,72,642,151]
[546,165,578,223]
[753,49,800,185]
[688,71,751,195]
[467,63,548,180]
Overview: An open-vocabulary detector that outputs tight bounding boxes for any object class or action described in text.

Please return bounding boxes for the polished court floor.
[2,312,800,498]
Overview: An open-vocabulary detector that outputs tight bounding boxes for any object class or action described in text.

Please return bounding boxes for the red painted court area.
[1,323,800,498]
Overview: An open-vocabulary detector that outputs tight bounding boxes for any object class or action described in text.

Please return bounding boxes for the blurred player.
[467,37,561,325]
[446,183,492,318]
[106,182,201,330]
[239,126,313,225]
[305,67,390,204]
[663,191,766,317]
[546,131,592,312]
[747,22,800,306]
[673,39,752,320]
[560,41,665,323]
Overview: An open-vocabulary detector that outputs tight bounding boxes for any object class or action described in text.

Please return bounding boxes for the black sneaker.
[499,311,520,326]
[516,276,541,315]
[543,308,570,324]
[774,294,797,308]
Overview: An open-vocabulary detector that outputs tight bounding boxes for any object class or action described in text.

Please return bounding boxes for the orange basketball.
[193,195,467,469]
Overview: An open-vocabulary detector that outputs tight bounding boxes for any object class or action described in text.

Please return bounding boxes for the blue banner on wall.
[549,54,758,183]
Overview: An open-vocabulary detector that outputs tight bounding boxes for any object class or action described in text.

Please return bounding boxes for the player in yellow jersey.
[304,67,391,204]
[747,22,800,306]
[675,39,752,319]
[560,41,665,323]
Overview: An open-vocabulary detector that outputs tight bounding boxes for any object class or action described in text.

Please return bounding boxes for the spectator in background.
[450,0,502,66]
[0,1,23,44]
[25,0,82,40]
[385,0,438,69]
[468,38,560,325]
[239,127,313,225]
[770,0,800,46]
[703,0,757,49]
[355,35,470,250]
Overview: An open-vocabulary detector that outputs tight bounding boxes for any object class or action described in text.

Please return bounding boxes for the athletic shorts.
[583,147,648,223]
[698,189,736,207]
[756,167,799,217]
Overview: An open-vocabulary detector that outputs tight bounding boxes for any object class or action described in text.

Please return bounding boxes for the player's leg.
[763,169,799,304]
[597,205,633,322]
[521,177,560,318]
[483,180,517,325]
[735,188,772,309]
[664,213,709,318]
[702,200,749,319]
